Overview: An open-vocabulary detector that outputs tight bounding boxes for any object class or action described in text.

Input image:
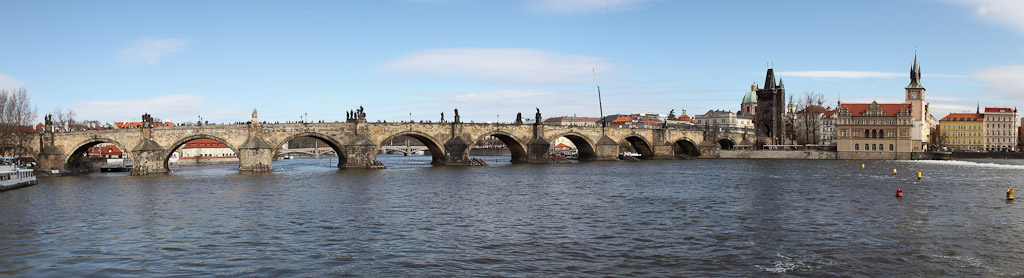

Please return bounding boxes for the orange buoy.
[896,188,903,198]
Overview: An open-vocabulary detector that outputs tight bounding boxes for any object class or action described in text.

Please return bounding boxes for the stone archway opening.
[275,134,347,168]
[551,134,597,161]
[673,140,701,159]
[164,137,239,172]
[472,133,528,164]
[65,141,133,174]
[717,138,736,150]
[378,133,446,167]
[621,136,654,159]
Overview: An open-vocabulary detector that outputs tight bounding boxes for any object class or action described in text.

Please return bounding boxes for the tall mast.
[593,68,605,128]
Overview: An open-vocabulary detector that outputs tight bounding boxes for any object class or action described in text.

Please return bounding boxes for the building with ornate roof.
[754,69,787,145]
[835,101,915,159]
[740,83,758,117]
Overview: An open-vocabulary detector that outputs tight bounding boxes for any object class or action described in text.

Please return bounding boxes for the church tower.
[905,54,925,121]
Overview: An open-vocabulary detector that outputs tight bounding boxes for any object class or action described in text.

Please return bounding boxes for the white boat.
[100,158,133,172]
[0,157,37,191]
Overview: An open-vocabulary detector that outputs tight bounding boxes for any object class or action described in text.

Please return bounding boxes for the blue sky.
[2,0,1023,124]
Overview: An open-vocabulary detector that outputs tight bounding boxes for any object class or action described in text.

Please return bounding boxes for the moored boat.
[0,157,37,191]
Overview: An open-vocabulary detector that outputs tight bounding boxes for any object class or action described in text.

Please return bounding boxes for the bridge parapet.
[37,117,754,175]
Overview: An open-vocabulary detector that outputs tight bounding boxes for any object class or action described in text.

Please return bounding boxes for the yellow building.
[939,113,984,151]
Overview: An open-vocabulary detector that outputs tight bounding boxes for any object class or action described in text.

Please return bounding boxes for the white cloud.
[971,65,1024,96]
[526,0,653,14]
[382,48,615,84]
[118,37,191,68]
[71,94,208,123]
[0,74,25,90]
[777,71,904,79]
[944,0,1024,34]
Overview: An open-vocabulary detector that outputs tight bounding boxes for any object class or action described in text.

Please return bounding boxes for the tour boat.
[0,157,37,191]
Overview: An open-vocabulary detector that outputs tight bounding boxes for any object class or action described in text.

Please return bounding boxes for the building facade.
[983,107,1018,151]
[835,101,914,159]
[939,113,985,151]
[694,110,753,129]
[176,138,239,165]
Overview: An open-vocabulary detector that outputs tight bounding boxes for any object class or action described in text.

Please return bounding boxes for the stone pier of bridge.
[32,110,753,175]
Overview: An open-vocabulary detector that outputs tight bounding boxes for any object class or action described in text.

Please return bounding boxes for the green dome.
[741,88,757,104]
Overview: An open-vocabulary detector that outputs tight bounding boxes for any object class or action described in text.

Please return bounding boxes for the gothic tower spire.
[907,53,923,89]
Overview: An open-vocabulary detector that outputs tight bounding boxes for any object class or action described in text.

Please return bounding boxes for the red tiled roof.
[611,116,635,123]
[183,138,229,149]
[555,143,570,148]
[678,115,692,122]
[839,103,910,116]
[940,113,983,121]
[985,107,1014,113]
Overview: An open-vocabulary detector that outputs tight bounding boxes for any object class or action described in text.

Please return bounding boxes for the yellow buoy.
[1008,189,1015,200]
[892,168,897,175]
[916,171,922,180]
[861,164,865,168]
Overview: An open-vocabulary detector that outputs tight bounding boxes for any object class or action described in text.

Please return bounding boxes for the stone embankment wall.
[173,157,239,166]
[951,152,1024,159]
[718,150,836,159]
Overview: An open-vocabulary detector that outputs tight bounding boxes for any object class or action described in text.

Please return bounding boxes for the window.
[872,144,877,151]
[889,144,894,151]
[855,144,859,150]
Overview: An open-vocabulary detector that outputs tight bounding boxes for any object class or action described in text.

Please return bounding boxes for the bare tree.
[794,92,825,145]
[51,107,76,131]
[0,88,38,156]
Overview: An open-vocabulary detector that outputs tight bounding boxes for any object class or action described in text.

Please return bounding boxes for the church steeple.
[907,53,923,89]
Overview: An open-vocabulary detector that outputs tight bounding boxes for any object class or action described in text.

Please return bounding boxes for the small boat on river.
[0,157,37,191]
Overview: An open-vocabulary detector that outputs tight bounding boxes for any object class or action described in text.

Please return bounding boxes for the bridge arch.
[65,138,135,172]
[673,139,701,158]
[717,138,736,150]
[473,131,528,163]
[275,132,347,167]
[621,135,655,159]
[548,132,597,161]
[163,134,240,171]
[379,131,446,165]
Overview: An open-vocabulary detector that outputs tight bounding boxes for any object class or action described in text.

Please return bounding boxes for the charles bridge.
[32,109,755,175]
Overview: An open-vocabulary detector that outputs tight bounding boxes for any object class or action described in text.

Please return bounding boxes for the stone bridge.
[32,112,756,175]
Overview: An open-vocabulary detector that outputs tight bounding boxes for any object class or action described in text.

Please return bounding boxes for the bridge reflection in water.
[34,110,753,175]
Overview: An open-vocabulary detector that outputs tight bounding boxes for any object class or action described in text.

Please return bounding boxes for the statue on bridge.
[514,112,522,125]
[454,109,460,123]
[534,108,541,124]
[440,112,445,123]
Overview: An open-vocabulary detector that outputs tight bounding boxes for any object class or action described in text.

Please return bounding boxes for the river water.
[2,156,1024,277]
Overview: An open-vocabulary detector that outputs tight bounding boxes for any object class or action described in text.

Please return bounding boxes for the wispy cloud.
[0,74,25,90]
[303,10,329,22]
[71,94,208,123]
[526,0,653,14]
[943,0,1024,34]
[971,65,1024,97]
[778,71,904,79]
[779,71,965,79]
[118,37,191,68]
[382,48,615,84]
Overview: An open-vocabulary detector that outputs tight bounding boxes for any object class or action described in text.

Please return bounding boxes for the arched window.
[879,130,884,139]
[889,144,894,151]
[865,129,870,138]
[872,144,877,151]
[855,144,859,150]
